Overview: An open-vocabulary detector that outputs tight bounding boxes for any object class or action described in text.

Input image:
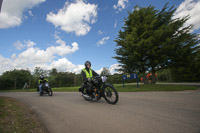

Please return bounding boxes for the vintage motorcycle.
[39,82,53,96]
[80,76,119,104]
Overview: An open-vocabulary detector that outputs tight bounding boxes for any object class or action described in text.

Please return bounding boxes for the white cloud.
[15,37,79,65]
[0,35,81,74]
[0,0,45,29]
[96,36,110,46]
[109,64,122,74]
[0,55,13,73]
[16,47,51,65]
[11,54,16,60]
[47,33,79,56]
[96,67,103,75]
[113,0,129,12]
[173,0,200,31]
[28,10,33,17]
[46,0,98,36]
[96,64,122,75]
[114,20,117,28]
[13,41,24,50]
[26,40,36,48]
[98,30,103,35]
[50,58,84,73]
[14,40,36,50]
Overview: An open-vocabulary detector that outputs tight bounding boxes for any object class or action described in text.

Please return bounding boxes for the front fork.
[102,83,113,97]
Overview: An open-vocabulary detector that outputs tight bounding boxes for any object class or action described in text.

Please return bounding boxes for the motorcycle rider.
[38,75,48,96]
[79,61,99,97]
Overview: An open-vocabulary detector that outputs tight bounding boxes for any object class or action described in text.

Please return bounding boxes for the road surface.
[0,91,200,133]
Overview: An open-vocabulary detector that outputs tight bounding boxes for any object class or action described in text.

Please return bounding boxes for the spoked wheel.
[103,85,119,104]
[47,88,53,96]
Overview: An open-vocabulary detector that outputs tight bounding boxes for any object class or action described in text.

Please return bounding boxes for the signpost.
[122,74,138,88]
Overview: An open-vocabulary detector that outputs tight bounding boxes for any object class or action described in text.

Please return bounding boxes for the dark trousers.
[81,82,93,95]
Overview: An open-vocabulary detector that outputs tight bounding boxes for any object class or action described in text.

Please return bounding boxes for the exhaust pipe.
[82,94,92,99]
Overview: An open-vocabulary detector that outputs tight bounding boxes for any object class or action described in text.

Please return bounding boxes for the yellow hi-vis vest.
[38,79,48,84]
[82,68,93,78]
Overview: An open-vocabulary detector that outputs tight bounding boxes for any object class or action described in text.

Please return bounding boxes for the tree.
[100,67,111,76]
[55,72,75,87]
[48,68,58,87]
[113,4,200,84]
[0,69,32,90]
[49,68,58,77]
[33,67,42,79]
[170,49,200,81]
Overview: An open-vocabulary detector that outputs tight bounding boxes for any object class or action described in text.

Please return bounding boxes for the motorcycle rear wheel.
[103,85,119,104]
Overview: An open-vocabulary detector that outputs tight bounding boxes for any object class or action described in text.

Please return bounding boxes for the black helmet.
[40,75,44,80]
[85,61,91,68]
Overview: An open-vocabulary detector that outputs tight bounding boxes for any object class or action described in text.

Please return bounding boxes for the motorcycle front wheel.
[47,88,53,96]
[103,85,119,104]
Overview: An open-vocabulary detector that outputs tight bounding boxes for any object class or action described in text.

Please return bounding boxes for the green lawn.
[115,84,198,92]
[0,83,198,92]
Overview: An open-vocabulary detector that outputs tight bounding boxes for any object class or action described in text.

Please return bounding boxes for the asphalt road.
[0,90,200,133]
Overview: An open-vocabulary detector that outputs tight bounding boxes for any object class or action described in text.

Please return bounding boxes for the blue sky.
[0,0,200,75]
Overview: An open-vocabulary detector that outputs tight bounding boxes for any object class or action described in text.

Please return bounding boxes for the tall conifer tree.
[113,4,200,84]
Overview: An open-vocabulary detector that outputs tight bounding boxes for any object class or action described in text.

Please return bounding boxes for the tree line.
[0,67,113,90]
[0,66,198,90]
[0,67,81,90]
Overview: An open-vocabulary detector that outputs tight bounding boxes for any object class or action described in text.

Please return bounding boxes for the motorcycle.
[80,76,119,104]
[39,82,53,96]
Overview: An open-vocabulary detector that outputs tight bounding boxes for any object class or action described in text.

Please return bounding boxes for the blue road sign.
[122,74,138,88]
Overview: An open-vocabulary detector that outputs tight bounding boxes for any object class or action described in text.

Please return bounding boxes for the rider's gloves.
[101,76,107,82]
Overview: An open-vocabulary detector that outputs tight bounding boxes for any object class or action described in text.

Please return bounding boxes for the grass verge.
[115,84,198,92]
[52,84,198,92]
[0,96,48,133]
